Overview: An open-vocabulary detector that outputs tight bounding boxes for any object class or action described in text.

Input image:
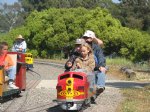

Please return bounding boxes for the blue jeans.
[6,66,16,80]
[95,71,106,87]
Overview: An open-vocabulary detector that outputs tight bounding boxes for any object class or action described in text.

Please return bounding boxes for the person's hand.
[99,66,106,73]
[76,63,81,69]
[19,48,23,52]
[67,62,72,67]
[4,66,9,71]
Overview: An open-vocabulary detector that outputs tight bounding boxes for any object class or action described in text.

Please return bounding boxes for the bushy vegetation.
[19,0,150,34]
[2,7,150,62]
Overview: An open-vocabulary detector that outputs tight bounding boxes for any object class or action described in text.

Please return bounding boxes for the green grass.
[106,57,150,70]
[106,57,134,67]
[117,86,150,112]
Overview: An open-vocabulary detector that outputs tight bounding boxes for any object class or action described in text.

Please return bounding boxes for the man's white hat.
[16,35,24,39]
[83,30,96,38]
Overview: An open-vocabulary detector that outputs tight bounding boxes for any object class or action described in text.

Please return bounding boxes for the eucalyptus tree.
[117,0,150,33]
[0,2,24,33]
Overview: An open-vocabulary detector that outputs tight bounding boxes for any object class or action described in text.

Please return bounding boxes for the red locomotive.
[55,70,97,111]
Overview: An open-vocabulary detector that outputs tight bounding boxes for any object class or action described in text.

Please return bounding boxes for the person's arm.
[71,58,78,70]
[92,37,103,47]
[93,44,106,70]
[64,54,77,70]
[4,55,14,70]
[22,41,27,52]
[12,43,19,52]
[12,45,15,51]
[65,59,74,70]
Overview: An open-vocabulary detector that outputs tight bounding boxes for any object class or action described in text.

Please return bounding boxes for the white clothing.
[12,41,27,53]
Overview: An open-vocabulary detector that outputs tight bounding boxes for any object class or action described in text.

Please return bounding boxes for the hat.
[75,39,86,45]
[83,30,96,38]
[16,35,24,39]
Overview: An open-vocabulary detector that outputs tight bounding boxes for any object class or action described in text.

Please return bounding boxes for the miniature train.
[25,53,33,70]
[0,52,26,102]
[55,70,97,111]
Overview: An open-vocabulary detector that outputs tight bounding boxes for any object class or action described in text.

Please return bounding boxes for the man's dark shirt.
[64,50,80,71]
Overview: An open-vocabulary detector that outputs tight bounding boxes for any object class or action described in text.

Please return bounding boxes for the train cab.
[25,53,33,69]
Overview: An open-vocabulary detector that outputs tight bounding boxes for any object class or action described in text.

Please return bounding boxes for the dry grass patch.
[117,85,150,112]
[107,65,127,80]
[135,72,150,82]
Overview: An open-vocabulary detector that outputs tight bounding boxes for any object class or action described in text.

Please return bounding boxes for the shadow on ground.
[106,81,150,88]
[47,105,63,112]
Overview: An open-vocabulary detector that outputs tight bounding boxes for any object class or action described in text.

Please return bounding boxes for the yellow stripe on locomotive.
[58,78,84,99]
[25,53,33,69]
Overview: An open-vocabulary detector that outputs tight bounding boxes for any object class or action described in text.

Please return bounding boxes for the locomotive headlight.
[67,87,71,92]
[67,80,72,85]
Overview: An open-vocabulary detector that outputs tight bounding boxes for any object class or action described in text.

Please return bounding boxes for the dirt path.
[1,63,149,112]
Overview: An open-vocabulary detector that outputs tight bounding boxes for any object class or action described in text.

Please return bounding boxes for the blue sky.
[0,0,119,4]
[0,0,18,4]
[112,0,120,3]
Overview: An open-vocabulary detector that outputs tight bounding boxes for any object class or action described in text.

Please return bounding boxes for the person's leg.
[6,66,18,89]
[6,66,16,80]
[96,71,105,88]
[96,71,105,94]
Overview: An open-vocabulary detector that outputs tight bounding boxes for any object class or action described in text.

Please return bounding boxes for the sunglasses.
[82,36,91,39]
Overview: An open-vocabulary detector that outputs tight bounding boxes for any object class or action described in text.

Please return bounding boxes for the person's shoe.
[9,82,19,89]
[91,97,97,104]
[96,86,105,95]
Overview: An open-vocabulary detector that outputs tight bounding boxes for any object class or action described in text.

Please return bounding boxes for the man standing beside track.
[12,35,27,53]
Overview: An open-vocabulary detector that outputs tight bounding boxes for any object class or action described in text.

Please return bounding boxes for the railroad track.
[2,67,43,112]
[34,60,64,69]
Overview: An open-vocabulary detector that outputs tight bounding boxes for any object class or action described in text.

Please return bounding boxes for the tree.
[0,2,24,33]
[116,0,150,33]
[3,7,150,61]
[19,0,115,12]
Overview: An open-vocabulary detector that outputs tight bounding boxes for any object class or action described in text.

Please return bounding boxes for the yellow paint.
[59,90,84,97]
[58,78,84,99]
[0,67,4,96]
[25,53,33,64]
